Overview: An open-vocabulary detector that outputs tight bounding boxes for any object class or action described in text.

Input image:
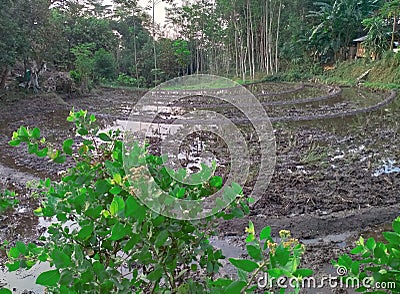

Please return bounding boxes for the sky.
[138,0,169,25]
[103,0,171,25]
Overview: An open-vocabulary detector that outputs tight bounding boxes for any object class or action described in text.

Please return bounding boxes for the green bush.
[2,110,312,293]
[334,217,400,293]
[0,189,18,213]
[115,73,144,87]
[224,222,312,294]
[69,70,82,84]
[3,110,250,293]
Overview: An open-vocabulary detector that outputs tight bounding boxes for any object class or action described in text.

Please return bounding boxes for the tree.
[362,16,390,58]
[308,0,382,62]
[0,0,25,88]
[381,0,400,51]
[70,43,95,92]
[93,48,116,80]
[0,0,52,88]
[173,39,191,75]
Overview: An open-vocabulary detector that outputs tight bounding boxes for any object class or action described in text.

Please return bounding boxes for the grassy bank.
[320,52,400,89]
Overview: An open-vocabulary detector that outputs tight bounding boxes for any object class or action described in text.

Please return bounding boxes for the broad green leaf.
[53,155,66,164]
[229,258,259,272]
[112,173,122,185]
[374,246,387,259]
[36,269,60,287]
[275,246,290,266]
[28,143,38,154]
[246,245,263,261]
[147,268,163,281]
[78,128,88,136]
[8,140,21,147]
[366,238,376,251]
[110,222,129,241]
[32,127,41,139]
[36,147,48,158]
[95,180,110,194]
[231,207,244,218]
[84,206,102,219]
[190,264,198,272]
[155,230,169,248]
[260,226,271,241]
[268,268,283,278]
[231,182,242,194]
[351,262,360,275]
[51,249,72,268]
[123,234,140,252]
[74,245,84,261]
[125,196,141,218]
[62,139,74,156]
[209,278,232,287]
[17,126,29,139]
[38,253,48,262]
[393,217,400,233]
[15,241,27,255]
[152,215,165,227]
[209,176,222,188]
[110,196,125,215]
[6,261,20,272]
[93,261,107,280]
[0,289,12,294]
[8,247,20,258]
[206,261,214,273]
[383,232,400,245]
[240,202,250,215]
[350,245,364,254]
[77,224,94,241]
[98,133,112,142]
[109,186,122,195]
[223,280,246,294]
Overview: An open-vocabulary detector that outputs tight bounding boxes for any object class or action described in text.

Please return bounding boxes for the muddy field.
[0,83,399,293]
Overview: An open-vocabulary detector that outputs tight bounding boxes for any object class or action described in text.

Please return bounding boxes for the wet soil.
[0,83,398,293]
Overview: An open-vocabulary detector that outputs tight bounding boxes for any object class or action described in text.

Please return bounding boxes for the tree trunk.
[0,66,8,89]
[133,18,139,88]
[391,15,396,51]
[234,20,240,77]
[268,0,274,74]
[248,0,255,80]
[152,0,157,85]
[265,0,270,75]
[246,0,252,80]
[275,0,282,74]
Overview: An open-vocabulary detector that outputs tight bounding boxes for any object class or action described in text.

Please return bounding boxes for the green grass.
[320,53,400,89]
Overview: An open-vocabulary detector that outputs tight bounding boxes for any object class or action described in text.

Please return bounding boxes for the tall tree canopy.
[1,0,399,88]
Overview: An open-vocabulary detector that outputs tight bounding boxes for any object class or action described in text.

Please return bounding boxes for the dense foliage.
[1,0,400,88]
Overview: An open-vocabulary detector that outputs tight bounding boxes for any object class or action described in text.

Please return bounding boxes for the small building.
[352,35,400,59]
[352,36,368,59]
